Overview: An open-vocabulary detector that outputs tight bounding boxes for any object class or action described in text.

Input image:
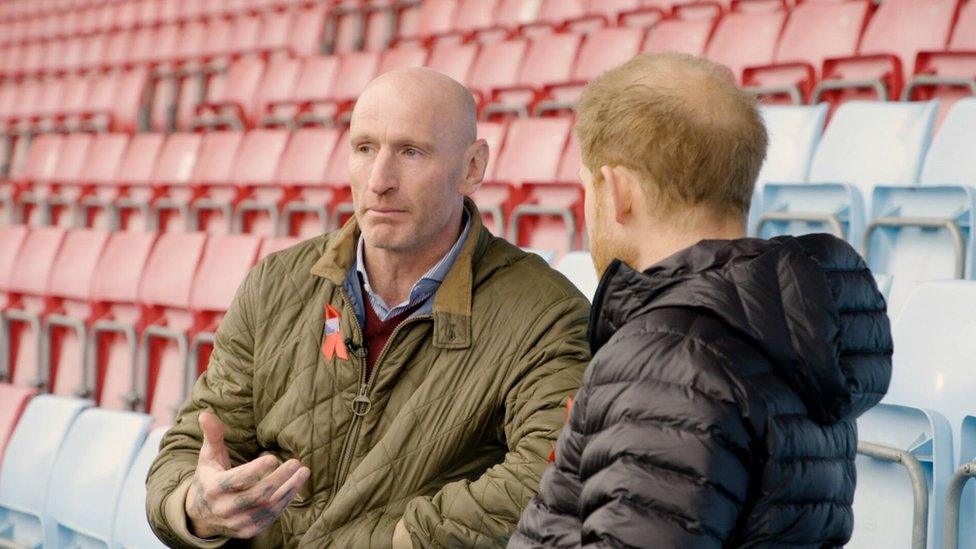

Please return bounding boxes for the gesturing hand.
[184,411,311,540]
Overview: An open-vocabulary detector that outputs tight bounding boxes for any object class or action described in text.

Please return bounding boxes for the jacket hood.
[589,234,892,424]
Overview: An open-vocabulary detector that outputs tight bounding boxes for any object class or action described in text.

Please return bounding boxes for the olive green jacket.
[145,201,590,548]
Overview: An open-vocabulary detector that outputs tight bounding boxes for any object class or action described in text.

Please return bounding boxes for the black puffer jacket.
[510,234,892,548]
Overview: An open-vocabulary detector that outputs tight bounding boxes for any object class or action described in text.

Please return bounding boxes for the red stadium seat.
[193,55,275,130]
[814,0,959,107]
[320,129,355,233]
[42,229,111,397]
[475,116,572,234]
[534,26,644,115]
[11,134,63,225]
[263,55,340,127]
[292,51,380,127]
[425,41,479,85]
[259,236,301,259]
[19,133,92,227]
[287,5,329,57]
[266,127,343,238]
[193,129,289,234]
[468,39,529,108]
[88,231,156,410]
[447,0,501,43]
[3,227,66,389]
[0,383,36,469]
[68,133,129,229]
[143,132,202,232]
[905,0,976,119]
[745,0,869,104]
[396,0,459,46]
[483,33,583,119]
[0,225,29,311]
[704,4,787,83]
[91,133,165,232]
[641,7,719,57]
[184,234,261,390]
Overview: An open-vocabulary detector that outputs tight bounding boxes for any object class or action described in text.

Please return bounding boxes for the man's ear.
[601,165,635,225]
[459,139,489,196]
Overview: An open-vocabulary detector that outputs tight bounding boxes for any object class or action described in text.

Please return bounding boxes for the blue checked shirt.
[344,211,472,327]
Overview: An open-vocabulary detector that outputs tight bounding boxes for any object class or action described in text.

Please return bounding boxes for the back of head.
[576,53,767,223]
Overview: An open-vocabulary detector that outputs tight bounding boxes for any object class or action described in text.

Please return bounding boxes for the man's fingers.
[226,459,303,512]
[268,466,311,509]
[199,411,232,470]
[216,453,282,492]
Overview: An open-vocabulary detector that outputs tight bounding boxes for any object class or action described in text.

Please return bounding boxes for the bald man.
[145,68,591,548]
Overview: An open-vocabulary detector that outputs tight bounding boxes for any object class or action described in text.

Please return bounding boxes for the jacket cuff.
[164,477,230,549]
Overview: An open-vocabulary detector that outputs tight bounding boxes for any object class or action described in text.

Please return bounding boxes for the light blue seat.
[555,251,599,302]
[0,395,92,548]
[853,281,976,549]
[759,100,938,247]
[45,408,152,549]
[111,426,168,549]
[865,98,976,281]
[521,247,556,265]
[748,104,828,236]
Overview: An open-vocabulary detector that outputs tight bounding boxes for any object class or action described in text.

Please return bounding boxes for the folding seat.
[850,281,974,549]
[904,0,976,121]
[0,395,91,548]
[467,39,529,109]
[439,0,500,45]
[192,129,289,233]
[45,408,152,547]
[1,79,42,133]
[143,132,202,232]
[324,0,368,55]
[291,52,380,127]
[0,383,36,469]
[534,26,644,115]
[40,229,111,398]
[362,1,409,53]
[757,101,938,250]
[154,131,241,233]
[8,134,62,226]
[396,0,458,46]
[241,127,343,237]
[184,234,261,388]
[260,236,302,259]
[2,227,65,390]
[0,226,29,311]
[263,54,341,127]
[18,132,92,227]
[82,133,164,232]
[477,121,507,187]
[477,116,572,235]
[425,41,479,86]
[287,4,329,57]
[813,0,957,109]
[49,73,92,131]
[193,55,272,130]
[640,7,719,57]
[45,133,128,230]
[101,30,133,70]
[863,98,976,286]
[80,67,148,133]
[482,33,582,119]
[111,426,168,549]
[475,0,542,42]
[747,104,828,236]
[701,4,786,83]
[319,130,356,232]
[135,232,208,425]
[555,251,597,302]
[743,0,870,104]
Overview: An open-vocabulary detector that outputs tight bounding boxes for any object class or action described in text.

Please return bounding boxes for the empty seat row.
[0,394,165,548]
[0,225,298,426]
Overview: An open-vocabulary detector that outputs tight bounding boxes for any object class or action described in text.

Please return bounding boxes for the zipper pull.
[351,394,372,417]
[344,338,367,359]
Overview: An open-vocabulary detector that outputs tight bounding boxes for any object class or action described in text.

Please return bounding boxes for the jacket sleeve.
[402,294,591,548]
[518,328,758,548]
[145,261,265,549]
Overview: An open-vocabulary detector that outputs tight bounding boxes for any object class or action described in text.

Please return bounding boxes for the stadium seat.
[396,0,458,46]
[192,55,268,130]
[145,132,204,232]
[641,6,719,57]
[136,232,208,425]
[904,0,976,121]
[851,280,976,549]
[320,129,356,232]
[111,426,167,549]
[743,0,871,104]
[477,121,507,186]
[555,251,598,302]
[58,133,129,229]
[260,236,302,259]
[9,133,62,225]
[0,225,28,312]
[88,231,157,410]
[45,408,152,548]
[864,98,976,284]
[0,383,36,469]
[477,116,572,235]
[425,41,479,86]
[263,54,341,128]
[748,104,828,236]
[193,129,288,234]
[19,132,92,227]
[89,133,165,232]
[468,39,529,110]
[814,0,958,109]
[2,227,66,390]
[185,234,261,385]
[534,26,644,115]
[758,101,938,249]
[305,51,380,126]
[243,127,342,237]
[703,4,786,83]
[42,229,111,398]
[483,33,582,119]
[0,395,91,548]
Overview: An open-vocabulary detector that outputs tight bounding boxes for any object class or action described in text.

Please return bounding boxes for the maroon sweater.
[359,278,424,381]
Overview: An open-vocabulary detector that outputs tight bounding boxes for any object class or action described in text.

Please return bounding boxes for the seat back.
[555,251,598,302]
[495,0,543,28]
[0,383,36,470]
[757,104,828,186]
[517,33,582,88]
[253,57,301,116]
[494,117,572,184]
[81,133,129,185]
[191,131,243,185]
[153,133,202,185]
[190,234,260,313]
[557,134,581,183]
[920,97,976,186]
[468,39,528,94]
[426,42,479,86]
[949,0,976,50]
[773,0,869,72]
[115,133,165,185]
[0,226,28,303]
[20,133,62,184]
[231,129,288,185]
[808,101,938,193]
[138,232,207,311]
[454,0,500,34]
[90,231,157,306]
[292,55,341,103]
[259,236,301,259]
[110,426,167,549]
[858,0,958,80]
[9,226,65,303]
[332,51,381,102]
[573,27,643,81]
[276,128,340,186]
[477,121,506,181]
[45,408,152,548]
[705,8,786,81]
[0,395,91,548]
[377,45,429,76]
[50,133,93,185]
[642,13,717,56]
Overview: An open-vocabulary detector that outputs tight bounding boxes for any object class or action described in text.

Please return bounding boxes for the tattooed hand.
[184,411,311,540]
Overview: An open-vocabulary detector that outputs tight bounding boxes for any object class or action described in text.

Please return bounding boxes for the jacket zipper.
[329,286,433,501]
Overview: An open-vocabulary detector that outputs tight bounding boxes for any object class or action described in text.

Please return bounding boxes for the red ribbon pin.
[321,304,349,361]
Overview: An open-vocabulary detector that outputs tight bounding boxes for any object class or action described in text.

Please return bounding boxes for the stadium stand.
[4,1,976,547]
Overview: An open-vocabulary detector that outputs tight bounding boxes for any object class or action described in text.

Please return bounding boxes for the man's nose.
[366,149,398,195]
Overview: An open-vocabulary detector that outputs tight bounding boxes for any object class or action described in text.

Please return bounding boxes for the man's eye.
[403,148,420,157]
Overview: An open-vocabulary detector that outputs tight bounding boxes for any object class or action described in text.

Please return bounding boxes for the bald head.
[353,67,477,147]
